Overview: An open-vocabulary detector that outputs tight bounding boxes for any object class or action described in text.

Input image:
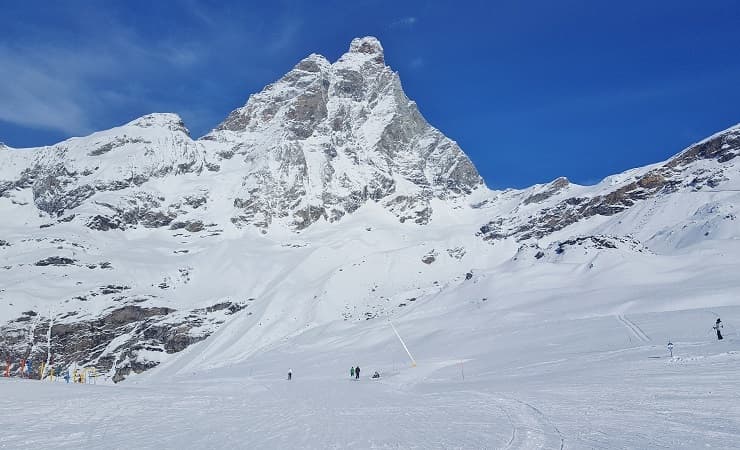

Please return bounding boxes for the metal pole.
[390,320,416,367]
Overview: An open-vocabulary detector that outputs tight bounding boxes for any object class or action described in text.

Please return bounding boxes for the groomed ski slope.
[2,297,739,448]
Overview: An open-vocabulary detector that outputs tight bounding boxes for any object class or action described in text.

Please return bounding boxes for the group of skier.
[349,366,380,379]
[286,365,379,381]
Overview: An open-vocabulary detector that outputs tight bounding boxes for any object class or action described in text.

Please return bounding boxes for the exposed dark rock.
[100,285,131,295]
[106,306,174,325]
[421,251,437,264]
[35,256,76,266]
[170,220,204,232]
[88,137,147,157]
[523,177,570,205]
[87,215,121,231]
[184,195,208,209]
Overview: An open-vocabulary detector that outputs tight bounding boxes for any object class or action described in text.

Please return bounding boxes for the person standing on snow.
[350,367,355,378]
[288,368,292,380]
[714,318,724,340]
[355,365,360,380]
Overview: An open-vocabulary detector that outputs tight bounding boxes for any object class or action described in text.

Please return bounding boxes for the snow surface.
[2,304,739,448]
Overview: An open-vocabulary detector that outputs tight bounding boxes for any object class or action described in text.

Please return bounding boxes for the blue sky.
[1,0,738,188]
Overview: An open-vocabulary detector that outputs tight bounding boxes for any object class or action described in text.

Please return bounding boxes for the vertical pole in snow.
[389,320,416,367]
[461,361,465,381]
[44,311,53,381]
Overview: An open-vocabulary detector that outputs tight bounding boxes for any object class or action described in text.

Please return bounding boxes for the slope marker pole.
[389,320,416,367]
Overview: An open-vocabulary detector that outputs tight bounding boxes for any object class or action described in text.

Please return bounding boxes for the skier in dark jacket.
[355,366,360,380]
[714,318,724,340]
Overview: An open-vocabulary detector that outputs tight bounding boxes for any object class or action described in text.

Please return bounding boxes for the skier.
[714,318,724,340]
[350,367,355,378]
[288,368,292,380]
[355,365,360,380]
[372,371,380,379]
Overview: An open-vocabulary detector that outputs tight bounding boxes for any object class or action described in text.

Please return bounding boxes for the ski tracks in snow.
[460,392,564,450]
[616,314,651,343]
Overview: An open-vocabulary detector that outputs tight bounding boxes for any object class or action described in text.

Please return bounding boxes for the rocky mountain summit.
[0,37,483,235]
[1,37,738,383]
[204,36,483,229]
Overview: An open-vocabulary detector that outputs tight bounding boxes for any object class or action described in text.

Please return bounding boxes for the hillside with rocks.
[1,37,739,386]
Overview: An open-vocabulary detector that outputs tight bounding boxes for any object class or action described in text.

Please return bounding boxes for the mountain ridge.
[1,37,739,383]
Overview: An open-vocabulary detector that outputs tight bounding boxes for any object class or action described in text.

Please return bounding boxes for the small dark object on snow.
[355,366,360,380]
[465,272,473,280]
[714,318,724,340]
[372,371,380,379]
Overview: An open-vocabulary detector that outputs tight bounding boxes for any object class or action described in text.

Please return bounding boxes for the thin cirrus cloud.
[390,17,418,28]
[409,57,425,69]
[0,5,303,140]
[0,36,205,136]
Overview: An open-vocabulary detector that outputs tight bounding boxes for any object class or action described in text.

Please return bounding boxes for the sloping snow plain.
[2,251,740,448]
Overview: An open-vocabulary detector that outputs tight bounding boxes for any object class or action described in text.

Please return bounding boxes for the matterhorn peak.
[346,36,385,64]
[349,36,384,55]
[198,35,482,230]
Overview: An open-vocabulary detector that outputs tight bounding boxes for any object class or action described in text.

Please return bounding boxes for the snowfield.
[2,302,739,449]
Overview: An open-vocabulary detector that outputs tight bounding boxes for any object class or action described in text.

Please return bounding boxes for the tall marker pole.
[389,320,416,367]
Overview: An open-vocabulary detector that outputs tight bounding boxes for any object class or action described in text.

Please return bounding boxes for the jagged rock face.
[204,36,483,230]
[0,38,482,233]
[479,126,740,242]
[0,302,248,383]
[0,113,215,228]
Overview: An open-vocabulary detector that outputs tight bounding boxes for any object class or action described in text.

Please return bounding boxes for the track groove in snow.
[617,314,651,343]
[487,395,565,450]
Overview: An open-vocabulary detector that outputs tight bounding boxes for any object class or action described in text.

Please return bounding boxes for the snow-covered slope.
[1,37,739,393]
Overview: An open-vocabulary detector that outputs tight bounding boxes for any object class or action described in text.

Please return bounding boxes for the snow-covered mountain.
[1,37,739,385]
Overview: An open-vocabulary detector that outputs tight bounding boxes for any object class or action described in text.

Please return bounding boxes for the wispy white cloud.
[409,57,425,69]
[0,5,303,138]
[0,33,208,135]
[390,17,418,28]
[0,44,110,135]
